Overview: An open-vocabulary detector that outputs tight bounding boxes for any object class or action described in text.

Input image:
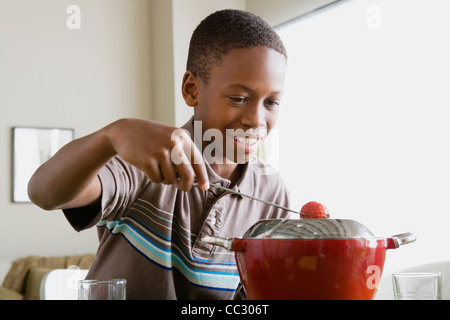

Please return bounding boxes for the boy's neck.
[210,162,244,187]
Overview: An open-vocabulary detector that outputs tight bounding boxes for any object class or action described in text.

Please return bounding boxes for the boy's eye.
[265,100,280,108]
[228,96,280,108]
[229,97,248,104]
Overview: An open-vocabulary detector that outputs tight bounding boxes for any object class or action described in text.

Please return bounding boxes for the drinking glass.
[392,272,441,300]
[78,279,126,300]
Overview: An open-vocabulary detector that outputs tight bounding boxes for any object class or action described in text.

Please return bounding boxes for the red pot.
[201,219,415,300]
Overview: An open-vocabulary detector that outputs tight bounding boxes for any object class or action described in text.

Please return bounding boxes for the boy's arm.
[27,118,209,211]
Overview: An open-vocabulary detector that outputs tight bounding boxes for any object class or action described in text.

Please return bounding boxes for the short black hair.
[187,9,287,84]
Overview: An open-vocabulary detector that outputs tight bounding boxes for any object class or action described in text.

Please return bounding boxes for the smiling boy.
[28,9,290,299]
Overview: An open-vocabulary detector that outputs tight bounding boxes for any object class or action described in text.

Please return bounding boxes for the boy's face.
[184,46,287,164]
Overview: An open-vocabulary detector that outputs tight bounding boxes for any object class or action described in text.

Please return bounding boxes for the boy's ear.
[182,71,199,107]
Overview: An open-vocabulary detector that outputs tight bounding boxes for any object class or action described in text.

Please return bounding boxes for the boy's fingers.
[192,163,209,191]
[174,159,196,191]
[159,156,179,185]
[169,131,209,191]
[188,140,209,191]
[142,159,164,184]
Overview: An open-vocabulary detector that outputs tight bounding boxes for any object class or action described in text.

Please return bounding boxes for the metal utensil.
[209,182,300,215]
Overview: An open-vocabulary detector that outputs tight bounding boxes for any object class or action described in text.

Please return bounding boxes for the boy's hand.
[105,118,209,191]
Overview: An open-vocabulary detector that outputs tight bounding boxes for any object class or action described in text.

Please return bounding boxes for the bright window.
[272,0,450,272]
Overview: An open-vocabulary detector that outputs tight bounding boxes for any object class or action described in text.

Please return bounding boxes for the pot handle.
[389,232,417,249]
[200,235,234,251]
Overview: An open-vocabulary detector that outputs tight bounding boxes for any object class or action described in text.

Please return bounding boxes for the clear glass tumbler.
[78,279,126,300]
[392,272,441,300]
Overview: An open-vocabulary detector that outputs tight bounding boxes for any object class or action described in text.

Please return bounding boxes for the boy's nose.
[241,101,266,128]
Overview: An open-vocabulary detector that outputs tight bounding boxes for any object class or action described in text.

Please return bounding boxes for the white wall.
[247,0,337,26]
[0,0,152,281]
[149,0,175,125]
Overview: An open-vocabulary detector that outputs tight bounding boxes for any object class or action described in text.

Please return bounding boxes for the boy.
[28,9,290,299]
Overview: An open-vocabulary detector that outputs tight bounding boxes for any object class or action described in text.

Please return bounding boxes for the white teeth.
[235,136,258,145]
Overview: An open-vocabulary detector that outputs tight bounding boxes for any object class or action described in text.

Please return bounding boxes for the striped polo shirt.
[64,118,291,299]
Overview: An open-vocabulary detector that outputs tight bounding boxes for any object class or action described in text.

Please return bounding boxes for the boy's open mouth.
[233,135,262,156]
[234,136,259,146]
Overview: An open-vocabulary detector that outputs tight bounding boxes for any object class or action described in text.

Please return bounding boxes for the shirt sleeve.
[63,156,149,232]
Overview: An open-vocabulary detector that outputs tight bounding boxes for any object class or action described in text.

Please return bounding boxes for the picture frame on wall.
[11,127,74,203]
